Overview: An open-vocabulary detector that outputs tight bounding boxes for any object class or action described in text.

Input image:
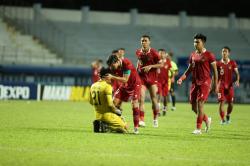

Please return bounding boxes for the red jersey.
[113,58,141,90]
[189,50,216,85]
[136,48,160,86]
[157,58,172,84]
[217,59,237,89]
[92,67,100,83]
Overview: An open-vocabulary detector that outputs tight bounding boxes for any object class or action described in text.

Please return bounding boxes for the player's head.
[168,51,174,60]
[141,35,151,49]
[99,67,112,83]
[158,48,167,59]
[92,59,103,69]
[222,46,231,60]
[118,48,125,58]
[193,33,206,51]
[106,54,120,70]
[112,49,119,56]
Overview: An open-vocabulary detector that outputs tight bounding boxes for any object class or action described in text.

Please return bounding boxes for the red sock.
[133,107,140,128]
[153,109,158,120]
[220,111,225,121]
[196,114,203,129]
[139,110,145,121]
[203,114,208,123]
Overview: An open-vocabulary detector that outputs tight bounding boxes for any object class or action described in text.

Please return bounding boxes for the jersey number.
[92,91,101,105]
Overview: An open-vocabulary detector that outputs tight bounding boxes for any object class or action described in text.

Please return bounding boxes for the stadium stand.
[0,18,62,65]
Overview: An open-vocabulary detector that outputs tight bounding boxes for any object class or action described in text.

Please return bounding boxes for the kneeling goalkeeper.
[89,67,128,133]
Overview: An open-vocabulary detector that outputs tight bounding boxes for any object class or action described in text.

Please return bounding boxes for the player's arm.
[141,60,164,73]
[89,91,93,105]
[211,61,218,93]
[177,64,192,85]
[105,70,131,83]
[105,86,122,115]
[234,68,240,87]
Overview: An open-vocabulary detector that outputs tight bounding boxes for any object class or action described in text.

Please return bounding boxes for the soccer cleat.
[220,120,226,125]
[134,127,139,134]
[162,110,166,116]
[171,107,176,111]
[205,117,212,133]
[192,129,202,134]
[226,115,231,124]
[139,121,146,127]
[153,119,158,128]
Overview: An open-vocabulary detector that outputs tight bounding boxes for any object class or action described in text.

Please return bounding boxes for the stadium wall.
[2,6,250,29]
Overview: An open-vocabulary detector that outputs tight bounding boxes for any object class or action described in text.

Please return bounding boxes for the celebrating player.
[106,54,142,134]
[136,35,163,127]
[177,33,218,134]
[157,49,172,116]
[89,67,128,133]
[217,46,240,124]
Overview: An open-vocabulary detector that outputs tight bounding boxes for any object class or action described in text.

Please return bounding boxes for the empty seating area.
[54,22,250,65]
[0,18,63,65]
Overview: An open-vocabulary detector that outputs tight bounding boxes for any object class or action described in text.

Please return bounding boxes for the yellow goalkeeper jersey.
[89,80,114,114]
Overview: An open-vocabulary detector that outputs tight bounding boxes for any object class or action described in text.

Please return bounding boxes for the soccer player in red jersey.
[106,54,142,134]
[217,46,240,124]
[157,49,172,116]
[91,59,103,83]
[177,33,218,134]
[136,35,163,127]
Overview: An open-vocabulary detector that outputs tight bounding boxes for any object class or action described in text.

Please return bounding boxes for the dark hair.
[193,33,207,43]
[106,54,119,66]
[222,46,231,52]
[99,67,111,78]
[141,35,151,40]
[168,52,174,57]
[112,49,119,54]
[158,48,166,52]
[119,48,125,51]
[97,59,103,63]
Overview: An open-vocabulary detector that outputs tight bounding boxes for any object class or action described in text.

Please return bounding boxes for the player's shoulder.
[230,59,238,66]
[136,49,142,55]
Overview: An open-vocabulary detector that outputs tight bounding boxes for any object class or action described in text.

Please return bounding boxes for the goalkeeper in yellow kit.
[89,67,128,133]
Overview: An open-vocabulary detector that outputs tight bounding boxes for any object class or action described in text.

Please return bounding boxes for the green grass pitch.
[0,101,250,166]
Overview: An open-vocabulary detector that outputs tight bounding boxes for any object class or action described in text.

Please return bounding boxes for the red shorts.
[157,82,169,97]
[114,84,141,102]
[218,86,234,103]
[190,83,211,103]
[139,72,158,87]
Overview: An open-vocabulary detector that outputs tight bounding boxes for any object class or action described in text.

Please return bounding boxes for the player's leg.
[102,112,128,133]
[226,87,234,123]
[218,87,226,124]
[132,99,140,134]
[162,84,169,116]
[148,84,159,127]
[170,83,176,110]
[139,85,146,126]
[219,101,226,124]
